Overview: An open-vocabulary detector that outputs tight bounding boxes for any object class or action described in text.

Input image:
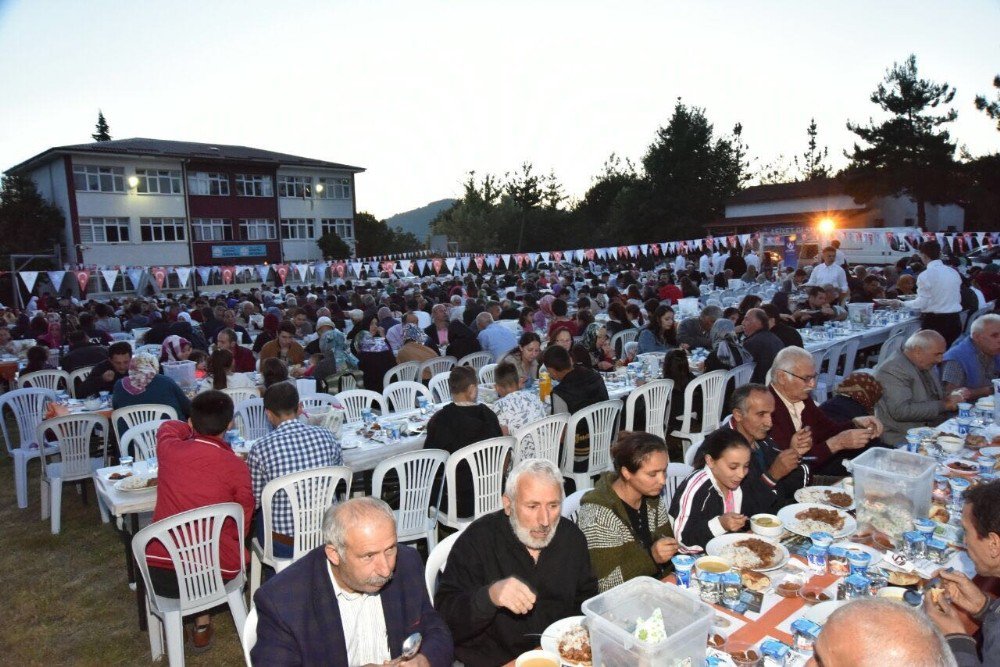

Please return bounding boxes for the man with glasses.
[768,347,883,476]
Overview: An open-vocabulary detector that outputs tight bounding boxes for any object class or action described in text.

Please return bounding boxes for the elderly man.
[808,598,956,667]
[216,327,256,373]
[435,459,597,665]
[876,330,968,445]
[252,497,453,666]
[677,305,721,350]
[424,303,450,349]
[806,246,849,292]
[768,347,883,474]
[475,312,518,362]
[924,480,1000,666]
[741,308,783,383]
[942,314,1000,400]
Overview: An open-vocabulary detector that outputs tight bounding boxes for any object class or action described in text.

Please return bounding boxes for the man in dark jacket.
[543,345,610,473]
[741,308,784,384]
[61,329,108,373]
[77,341,131,397]
[761,303,803,349]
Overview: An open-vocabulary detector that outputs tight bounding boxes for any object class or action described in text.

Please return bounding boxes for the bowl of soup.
[515,650,561,667]
[694,555,731,575]
[750,513,783,538]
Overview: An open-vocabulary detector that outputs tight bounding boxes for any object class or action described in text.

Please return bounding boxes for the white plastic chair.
[560,400,623,492]
[337,374,358,392]
[418,356,457,382]
[383,361,420,389]
[0,387,58,508]
[610,329,639,357]
[561,488,588,523]
[132,503,249,667]
[136,343,161,357]
[383,381,432,413]
[39,413,108,533]
[458,351,494,372]
[670,369,728,458]
[221,387,260,404]
[622,341,639,359]
[724,362,756,393]
[17,369,70,392]
[120,420,169,461]
[663,462,694,507]
[478,363,498,385]
[624,378,674,439]
[372,449,449,551]
[512,414,569,467]
[300,393,341,413]
[428,372,452,404]
[872,330,908,370]
[249,466,352,601]
[111,404,178,451]
[439,436,514,531]
[68,366,95,398]
[234,398,270,441]
[333,389,386,423]
[425,528,465,599]
[684,440,702,466]
[242,607,257,667]
[812,344,841,404]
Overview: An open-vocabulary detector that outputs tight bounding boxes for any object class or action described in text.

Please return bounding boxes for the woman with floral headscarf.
[583,322,617,371]
[160,335,192,363]
[395,324,439,378]
[533,294,555,332]
[112,354,191,419]
[819,371,887,472]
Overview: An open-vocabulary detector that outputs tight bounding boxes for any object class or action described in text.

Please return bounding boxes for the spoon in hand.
[387,633,422,665]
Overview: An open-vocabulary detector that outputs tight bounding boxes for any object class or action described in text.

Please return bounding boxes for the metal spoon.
[388,633,422,665]
[903,573,946,607]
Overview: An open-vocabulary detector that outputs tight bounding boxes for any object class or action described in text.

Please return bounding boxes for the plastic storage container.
[581,577,713,667]
[847,302,873,325]
[845,448,936,542]
[162,360,196,388]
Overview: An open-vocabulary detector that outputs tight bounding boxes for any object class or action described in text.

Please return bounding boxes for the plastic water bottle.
[993,379,1000,425]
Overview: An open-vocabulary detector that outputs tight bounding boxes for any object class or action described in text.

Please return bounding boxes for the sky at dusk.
[1,0,998,219]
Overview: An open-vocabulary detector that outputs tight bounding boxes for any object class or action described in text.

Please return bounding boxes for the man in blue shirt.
[474,312,518,362]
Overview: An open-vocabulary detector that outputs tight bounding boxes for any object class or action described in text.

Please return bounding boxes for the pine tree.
[974,74,1000,131]
[795,118,830,180]
[92,111,111,142]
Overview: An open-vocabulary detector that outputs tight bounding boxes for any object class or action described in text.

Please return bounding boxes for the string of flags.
[14,229,997,295]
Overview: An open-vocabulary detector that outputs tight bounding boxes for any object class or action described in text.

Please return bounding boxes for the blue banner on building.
[211,244,267,258]
[782,236,798,269]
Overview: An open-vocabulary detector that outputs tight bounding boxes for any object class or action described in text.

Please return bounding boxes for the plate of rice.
[705,533,789,571]
[794,485,855,511]
[778,503,857,539]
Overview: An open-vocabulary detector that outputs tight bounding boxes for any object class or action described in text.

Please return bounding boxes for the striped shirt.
[248,419,343,535]
[670,469,744,554]
[328,564,390,666]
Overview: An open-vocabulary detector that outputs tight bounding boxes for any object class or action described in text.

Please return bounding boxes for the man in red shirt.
[145,390,254,649]
[216,328,256,373]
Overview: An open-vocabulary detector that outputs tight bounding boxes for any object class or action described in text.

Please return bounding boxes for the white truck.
[798,226,922,266]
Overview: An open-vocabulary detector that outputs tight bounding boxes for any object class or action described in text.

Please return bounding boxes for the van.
[796,227,921,266]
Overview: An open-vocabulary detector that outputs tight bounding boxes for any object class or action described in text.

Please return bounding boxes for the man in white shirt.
[806,246,849,293]
[831,239,848,267]
[713,250,728,275]
[745,249,762,272]
[898,240,963,346]
[698,252,713,277]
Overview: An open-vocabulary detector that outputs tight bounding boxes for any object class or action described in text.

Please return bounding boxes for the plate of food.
[830,541,881,563]
[115,475,158,492]
[541,616,591,666]
[978,446,1000,458]
[705,533,789,572]
[739,569,771,593]
[794,485,855,511]
[803,600,847,626]
[777,503,856,539]
[944,458,979,478]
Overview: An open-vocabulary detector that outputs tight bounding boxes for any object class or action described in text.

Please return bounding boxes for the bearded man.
[435,459,597,666]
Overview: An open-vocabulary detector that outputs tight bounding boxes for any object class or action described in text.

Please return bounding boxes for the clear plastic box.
[162,360,196,388]
[846,448,937,542]
[581,577,713,667]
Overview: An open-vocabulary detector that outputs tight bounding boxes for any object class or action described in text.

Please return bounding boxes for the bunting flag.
[367,261,378,276]
[255,265,271,283]
[527,252,538,264]
[551,251,563,262]
[48,270,66,292]
[312,262,327,281]
[197,266,213,286]
[295,263,309,282]
[75,270,90,295]
[431,258,443,274]
[474,256,485,271]
[584,249,596,261]
[126,268,144,290]
[627,245,639,257]
[220,266,236,285]
[446,258,458,273]
[500,254,511,269]
[101,269,119,291]
[349,262,362,277]
[151,266,168,289]
[540,252,550,263]
[175,267,192,287]
[416,258,427,275]
[20,271,39,293]
[331,262,346,278]
[274,264,289,284]
[574,249,586,262]
[381,260,396,274]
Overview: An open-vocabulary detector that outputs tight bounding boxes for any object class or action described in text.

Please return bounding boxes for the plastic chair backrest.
[674,370,728,436]
[561,488,587,522]
[222,387,260,404]
[38,413,108,480]
[0,387,56,453]
[478,364,498,385]
[120,420,168,461]
[132,502,245,610]
[623,341,639,359]
[624,378,674,439]
[838,338,860,378]
[444,436,514,525]
[725,362,756,391]
[333,389,386,423]
[876,331,907,370]
[372,449,449,538]
[18,369,69,392]
[458,351,494,371]
[112,404,179,446]
[425,529,464,599]
[68,366,95,398]
[383,361,420,389]
[418,356,457,382]
[663,462,694,507]
[234,398,270,441]
[261,466,352,560]
[383,381,432,413]
[562,400,623,475]
[512,414,569,467]
[610,329,639,357]
[428,373,452,404]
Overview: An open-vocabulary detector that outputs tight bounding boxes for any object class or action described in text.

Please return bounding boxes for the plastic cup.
[905,434,922,453]
[671,554,695,588]
[957,417,973,436]
[957,402,972,418]
[810,531,834,549]
[846,549,871,576]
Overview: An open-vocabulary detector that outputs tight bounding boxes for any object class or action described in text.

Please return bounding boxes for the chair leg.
[249,552,262,606]
[13,453,29,509]
[227,588,249,643]
[146,606,165,661]
[163,610,186,667]
[40,477,51,521]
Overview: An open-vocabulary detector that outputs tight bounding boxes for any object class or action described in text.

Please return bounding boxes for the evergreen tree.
[92,111,111,142]
[0,174,66,254]
[974,74,1000,131]
[842,55,960,227]
[795,118,830,180]
[757,154,795,185]
[317,230,352,259]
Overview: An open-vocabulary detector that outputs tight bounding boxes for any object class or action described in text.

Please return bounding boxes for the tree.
[317,230,352,259]
[0,174,66,254]
[756,154,795,185]
[975,74,1000,131]
[92,111,111,142]
[353,211,423,257]
[795,118,830,180]
[843,55,960,227]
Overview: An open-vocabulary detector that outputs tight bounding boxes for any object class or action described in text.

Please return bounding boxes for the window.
[73,165,125,193]
[79,217,130,243]
[239,218,276,240]
[140,217,186,242]
[320,218,354,240]
[318,176,351,199]
[235,174,273,197]
[280,218,315,240]
[191,218,233,241]
[187,172,230,196]
[135,169,182,195]
[278,175,312,198]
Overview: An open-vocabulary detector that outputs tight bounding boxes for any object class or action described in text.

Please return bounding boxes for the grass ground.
[0,447,244,666]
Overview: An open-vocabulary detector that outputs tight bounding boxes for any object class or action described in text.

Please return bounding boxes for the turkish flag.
[551,251,563,262]
[474,256,484,271]
[76,270,90,295]
[151,266,167,289]
[432,258,443,274]
[221,265,236,285]
[274,264,289,284]
[333,262,346,278]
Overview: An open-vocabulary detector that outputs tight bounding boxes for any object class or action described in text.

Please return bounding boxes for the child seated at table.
[669,428,772,554]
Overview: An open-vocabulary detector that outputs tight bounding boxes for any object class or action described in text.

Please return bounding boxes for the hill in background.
[385,198,456,239]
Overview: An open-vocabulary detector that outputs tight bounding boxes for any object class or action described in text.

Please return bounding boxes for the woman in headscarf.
[36,321,63,349]
[314,326,360,394]
[112,354,191,420]
[819,371,887,472]
[160,335,192,363]
[582,322,617,371]
[533,294,555,332]
[395,324,439,378]
[704,318,754,373]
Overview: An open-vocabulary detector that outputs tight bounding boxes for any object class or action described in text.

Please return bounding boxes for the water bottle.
[994,379,1000,425]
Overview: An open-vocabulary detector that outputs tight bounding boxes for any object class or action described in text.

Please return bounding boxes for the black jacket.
[551,365,609,415]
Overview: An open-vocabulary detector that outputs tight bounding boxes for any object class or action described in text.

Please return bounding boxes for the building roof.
[6,137,365,174]
[727,177,847,205]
